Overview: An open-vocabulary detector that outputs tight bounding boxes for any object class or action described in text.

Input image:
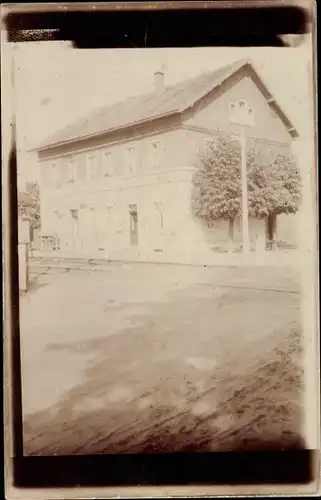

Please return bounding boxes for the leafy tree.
[248,148,301,241]
[191,131,301,243]
[250,152,301,214]
[191,132,242,239]
[18,182,41,231]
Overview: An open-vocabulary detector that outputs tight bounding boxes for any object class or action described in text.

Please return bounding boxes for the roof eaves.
[35,108,181,152]
[270,101,299,139]
[247,63,299,139]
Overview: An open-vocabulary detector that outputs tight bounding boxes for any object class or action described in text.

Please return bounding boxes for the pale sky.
[10,39,313,186]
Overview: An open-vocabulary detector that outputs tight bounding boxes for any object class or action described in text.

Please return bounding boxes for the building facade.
[36,59,299,264]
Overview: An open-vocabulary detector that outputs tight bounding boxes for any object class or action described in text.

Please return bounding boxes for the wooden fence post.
[18,243,29,292]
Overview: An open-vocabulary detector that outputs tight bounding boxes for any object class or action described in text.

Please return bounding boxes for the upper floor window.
[42,161,58,188]
[77,155,87,182]
[229,100,255,126]
[102,151,113,177]
[59,158,68,185]
[125,146,137,174]
[67,157,77,184]
[49,161,58,187]
[148,140,162,170]
[41,163,51,188]
[86,153,102,181]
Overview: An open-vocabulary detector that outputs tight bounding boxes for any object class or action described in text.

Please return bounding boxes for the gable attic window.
[247,106,254,124]
[229,100,255,126]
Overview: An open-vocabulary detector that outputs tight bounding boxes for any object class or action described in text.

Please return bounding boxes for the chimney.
[154,70,164,92]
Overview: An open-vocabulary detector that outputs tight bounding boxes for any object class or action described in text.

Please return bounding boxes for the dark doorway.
[129,204,138,246]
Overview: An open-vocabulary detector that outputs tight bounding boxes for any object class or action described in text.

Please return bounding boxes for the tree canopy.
[18,182,41,230]
[191,131,301,226]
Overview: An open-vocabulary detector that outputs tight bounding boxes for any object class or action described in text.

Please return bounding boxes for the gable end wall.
[182,67,292,145]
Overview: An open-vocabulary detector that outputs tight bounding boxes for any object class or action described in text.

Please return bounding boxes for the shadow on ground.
[22,276,305,455]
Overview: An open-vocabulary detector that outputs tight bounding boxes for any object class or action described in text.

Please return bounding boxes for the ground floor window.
[128,204,138,246]
[155,202,164,229]
[70,209,79,247]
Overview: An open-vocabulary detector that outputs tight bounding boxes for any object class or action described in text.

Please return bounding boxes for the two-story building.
[35,58,298,264]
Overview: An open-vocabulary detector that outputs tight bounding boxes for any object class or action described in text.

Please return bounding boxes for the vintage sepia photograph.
[3,7,318,481]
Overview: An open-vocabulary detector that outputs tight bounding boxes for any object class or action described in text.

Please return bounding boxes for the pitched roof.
[36,58,297,150]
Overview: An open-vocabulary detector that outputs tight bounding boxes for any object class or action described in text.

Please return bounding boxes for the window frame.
[70,208,79,220]
[42,162,51,188]
[207,219,216,232]
[125,145,137,175]
[102,150,113,177]
[155,201,164,230]
[105,204,114,223]
[66,157,77,184]
[148,139,162,171]
[86,152,100,181]
[76,154,87,182]
[229,99,255,126]
[48,161,58,187]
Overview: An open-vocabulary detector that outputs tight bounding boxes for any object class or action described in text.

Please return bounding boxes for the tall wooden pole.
[240,127,250,254]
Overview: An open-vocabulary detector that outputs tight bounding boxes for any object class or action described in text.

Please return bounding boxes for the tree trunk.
[228,218,234,252]
[267,214,277,250]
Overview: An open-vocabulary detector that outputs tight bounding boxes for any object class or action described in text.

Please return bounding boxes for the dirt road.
[20,263,303,454]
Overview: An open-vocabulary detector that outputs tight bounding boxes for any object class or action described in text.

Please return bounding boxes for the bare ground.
[20,263,303,455]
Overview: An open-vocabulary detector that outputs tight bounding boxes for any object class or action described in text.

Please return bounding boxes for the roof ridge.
[92,58,249,113]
